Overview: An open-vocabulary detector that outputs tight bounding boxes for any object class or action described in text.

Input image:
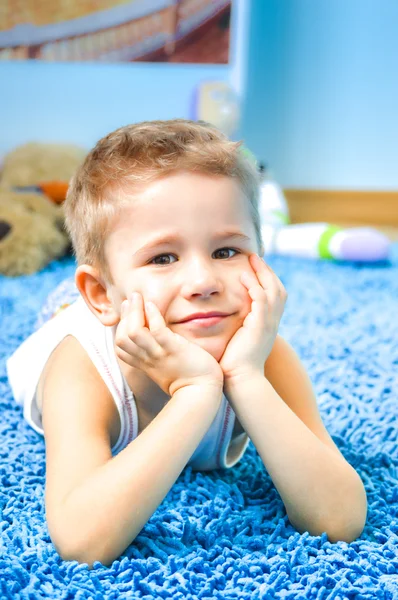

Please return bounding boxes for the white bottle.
[261,222,390,262]
[258,163,290,228]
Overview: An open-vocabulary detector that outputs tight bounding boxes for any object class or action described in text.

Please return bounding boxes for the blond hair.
[64,119,262,282]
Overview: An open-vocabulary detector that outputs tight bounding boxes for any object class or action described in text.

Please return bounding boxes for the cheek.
[124,276,168,308]
[142,278,165,301]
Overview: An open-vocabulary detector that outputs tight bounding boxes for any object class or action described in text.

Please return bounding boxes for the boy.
[7,119,367,567]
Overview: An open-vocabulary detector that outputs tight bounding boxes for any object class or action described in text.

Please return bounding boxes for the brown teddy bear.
[0,143,86,276]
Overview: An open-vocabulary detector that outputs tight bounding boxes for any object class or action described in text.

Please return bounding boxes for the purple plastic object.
[339,228,390,261]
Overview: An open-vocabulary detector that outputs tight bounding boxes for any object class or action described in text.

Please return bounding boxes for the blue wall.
[2,0,398,190]
[1,61,229,154]
[0,1,249,155]
[241,0,398,189]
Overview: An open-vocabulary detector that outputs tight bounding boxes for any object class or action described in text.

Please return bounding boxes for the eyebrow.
[134,231,252,256]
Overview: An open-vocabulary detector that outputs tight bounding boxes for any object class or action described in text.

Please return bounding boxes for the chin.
[188,335,229,363]
[171,319,241,362]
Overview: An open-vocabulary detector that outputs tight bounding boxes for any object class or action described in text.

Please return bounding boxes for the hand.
[115,292,224,397]
[220,253,287,386]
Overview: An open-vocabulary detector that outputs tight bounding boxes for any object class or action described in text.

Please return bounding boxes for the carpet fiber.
[1,247,398,599]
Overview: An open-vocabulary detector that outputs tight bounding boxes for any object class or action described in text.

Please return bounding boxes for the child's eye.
[149,248,239,265]
[150,254,176,265]
[213,247,240,259]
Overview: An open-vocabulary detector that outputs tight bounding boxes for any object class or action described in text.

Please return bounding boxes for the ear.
[75,264,120,327]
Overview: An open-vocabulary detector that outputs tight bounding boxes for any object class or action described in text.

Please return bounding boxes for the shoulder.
[37,335,120,448]
[39,335,123,535]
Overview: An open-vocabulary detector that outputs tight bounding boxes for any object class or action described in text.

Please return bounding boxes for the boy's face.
[105,171,259,362]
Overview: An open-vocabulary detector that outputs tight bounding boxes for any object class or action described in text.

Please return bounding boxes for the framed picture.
[0,0,231,63]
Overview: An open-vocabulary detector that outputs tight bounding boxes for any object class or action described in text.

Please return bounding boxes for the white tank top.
[6,297,249,470]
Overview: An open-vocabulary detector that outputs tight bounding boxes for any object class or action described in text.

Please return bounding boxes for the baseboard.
[283,190,398,227]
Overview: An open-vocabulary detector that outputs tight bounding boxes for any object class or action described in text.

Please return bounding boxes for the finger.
[120,299,129,320]
[119,293,163,356]
[145,301,183,353]
[248,254,276,287]
[242,311,257,329]
[248,287,268,322]
[247,255,284,305]
[241,287,268,331]
[258,259,287,302]
[241,272,284,334]
[240,269,258,288]
[241,270,269,301]
[145,301,166,332]
[122,292,145,330]
[241,274,268,304]
[115,343,146,368]
[239,274,268,329]
[115,319,149,364]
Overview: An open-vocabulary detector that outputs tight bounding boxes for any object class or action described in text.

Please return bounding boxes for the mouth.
[176,314,231,328]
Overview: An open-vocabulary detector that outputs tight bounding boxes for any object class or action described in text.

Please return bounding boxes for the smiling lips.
[176,312,230,327]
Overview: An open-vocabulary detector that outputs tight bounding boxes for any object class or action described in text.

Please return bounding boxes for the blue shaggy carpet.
[1,247,398,599]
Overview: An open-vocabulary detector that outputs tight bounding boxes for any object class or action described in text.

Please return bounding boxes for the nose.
[180,258,224,298]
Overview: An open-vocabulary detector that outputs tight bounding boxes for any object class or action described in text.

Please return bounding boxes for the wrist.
[223,368,264,394]
[171,381,224,413]
[169,377,224,398]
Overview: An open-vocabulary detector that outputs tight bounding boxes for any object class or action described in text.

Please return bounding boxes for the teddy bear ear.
[0,220,11,241]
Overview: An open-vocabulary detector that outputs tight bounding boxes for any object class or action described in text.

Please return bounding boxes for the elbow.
[314,474,368,543]
[290,472,368,544]
[294,508,367,545]
[48,515,128,568]
[59,549,112,569]
[293,513,366,545]
[329,473,368,543]
[49,527,97,567]
[47,497,140,567]
[320,509,367,544]
[54,536,121,568]
[55,540,102,569]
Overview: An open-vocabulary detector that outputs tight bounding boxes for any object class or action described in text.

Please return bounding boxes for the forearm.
[225,374,367,541]
[54,383,223,567]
